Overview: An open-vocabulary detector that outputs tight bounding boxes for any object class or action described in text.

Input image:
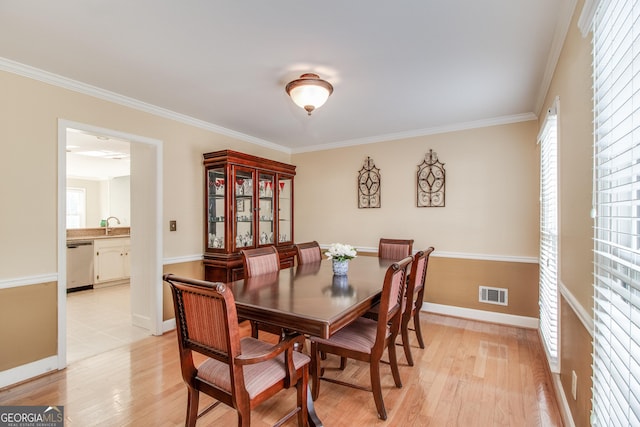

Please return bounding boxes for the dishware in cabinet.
[203,150,296,282]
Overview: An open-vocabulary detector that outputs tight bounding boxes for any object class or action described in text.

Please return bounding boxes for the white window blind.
[539,104,559,372]
[592,0,640,425]
[66,187,86,229]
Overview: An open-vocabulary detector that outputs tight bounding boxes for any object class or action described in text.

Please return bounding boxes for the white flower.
[324,243,357,261]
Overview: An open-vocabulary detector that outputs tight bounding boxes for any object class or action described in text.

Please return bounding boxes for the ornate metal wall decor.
[417,149,445,207]
[358,156,381,208]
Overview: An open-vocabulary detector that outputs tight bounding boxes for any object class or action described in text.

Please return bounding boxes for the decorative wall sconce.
[417,149,445,207]
[358,156,381,208]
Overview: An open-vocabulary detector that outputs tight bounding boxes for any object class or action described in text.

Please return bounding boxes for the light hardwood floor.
[0,313,562,426]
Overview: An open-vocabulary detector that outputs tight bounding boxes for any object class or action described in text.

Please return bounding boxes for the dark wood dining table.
[227,256,394,427]
[227,256,394,339]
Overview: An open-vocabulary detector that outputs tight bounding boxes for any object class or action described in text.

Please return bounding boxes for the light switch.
[169,220,177,231]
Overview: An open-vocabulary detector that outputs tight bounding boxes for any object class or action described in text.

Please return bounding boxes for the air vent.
[479,286,508,306]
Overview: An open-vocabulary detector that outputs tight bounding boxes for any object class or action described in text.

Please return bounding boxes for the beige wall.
[538,1,594,425]
[0,69,288,371]
[292,121,540,256]
[0,69,290,279]
[292,121,541,319]
[427,257,539,318]
[162,260,204,321]
[0,282,57,371]
[560,296,592,426]
[540,0,593,315]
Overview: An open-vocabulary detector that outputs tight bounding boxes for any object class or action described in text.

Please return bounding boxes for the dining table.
[226,255,395,427]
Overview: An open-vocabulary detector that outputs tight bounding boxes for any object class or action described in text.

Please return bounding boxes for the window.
[539,101,559,372]
[66,187,86,229]
[591,0,640,425]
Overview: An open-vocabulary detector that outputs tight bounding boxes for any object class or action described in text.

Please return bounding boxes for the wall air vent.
[479,286,508,306]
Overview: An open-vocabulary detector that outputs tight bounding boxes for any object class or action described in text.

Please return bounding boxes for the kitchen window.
[66,187,86,228]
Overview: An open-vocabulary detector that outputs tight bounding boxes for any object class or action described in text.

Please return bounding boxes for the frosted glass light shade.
[285,73,333,115]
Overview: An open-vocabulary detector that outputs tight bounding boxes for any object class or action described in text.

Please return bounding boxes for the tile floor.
[66,283,150,364]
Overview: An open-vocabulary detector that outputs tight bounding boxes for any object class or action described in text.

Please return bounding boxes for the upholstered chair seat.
[197,337,310,399]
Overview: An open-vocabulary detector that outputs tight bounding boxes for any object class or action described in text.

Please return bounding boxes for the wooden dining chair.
[399,247,434,366]
[309,256,412,421]
[241,246,284,339]
[294,241,322,265]
[241,245,280,277]
[164,274,310,427]
[378,238,414,260]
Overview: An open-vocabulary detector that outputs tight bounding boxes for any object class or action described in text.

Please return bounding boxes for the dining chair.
[241,245,280,277]
[378,238,414,260]
[164,274,310,427]
[309,256,413,421]
[241,245,284,339]
[399,247,434,366]
[295,241,322,265]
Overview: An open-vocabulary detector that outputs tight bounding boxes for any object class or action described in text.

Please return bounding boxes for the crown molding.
[534,0,579,115]
[0,57,290,154]
[578,0,599,37]
[292,112,538,154]
[1,56,546,156]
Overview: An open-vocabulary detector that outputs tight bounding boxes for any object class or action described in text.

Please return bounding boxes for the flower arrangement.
[324,243,357,261]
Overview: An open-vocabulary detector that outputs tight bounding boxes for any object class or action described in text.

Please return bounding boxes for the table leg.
[306,386,323,427]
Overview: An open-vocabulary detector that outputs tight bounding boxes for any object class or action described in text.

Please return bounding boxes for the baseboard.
[422,302,539,329]
[162,318,176,333]
[0,356,59,389]
[132,313,151,330]
[552,372,576,427]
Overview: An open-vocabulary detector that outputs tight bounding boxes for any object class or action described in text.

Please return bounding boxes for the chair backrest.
[295,241,322,265]
[241,246,280,277]
[165,274,244,393]
[378,238,414,260]
[374,256,412,351]
[405,247,434,313]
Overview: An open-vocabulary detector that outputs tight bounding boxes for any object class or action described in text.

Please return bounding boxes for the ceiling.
[0,1,574,153]
[66,130,131,180]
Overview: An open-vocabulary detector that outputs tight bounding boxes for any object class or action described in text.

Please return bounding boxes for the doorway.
[57,120,163,368]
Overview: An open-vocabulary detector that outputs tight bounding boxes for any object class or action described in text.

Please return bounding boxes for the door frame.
[57,119,163,368]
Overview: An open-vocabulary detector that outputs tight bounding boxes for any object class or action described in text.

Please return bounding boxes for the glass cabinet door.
[234,168,254,250]
[278,175,293,243]
[257,173,275,245]
[207,167,225,250]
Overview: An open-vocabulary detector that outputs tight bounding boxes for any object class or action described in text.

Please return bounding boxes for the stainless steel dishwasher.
[66,240,94,291]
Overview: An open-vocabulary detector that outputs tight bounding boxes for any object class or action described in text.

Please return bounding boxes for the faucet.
[105,216,121,235]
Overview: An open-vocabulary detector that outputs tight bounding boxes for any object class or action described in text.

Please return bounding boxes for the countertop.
[66,227,131,242]
[67,234,130,242]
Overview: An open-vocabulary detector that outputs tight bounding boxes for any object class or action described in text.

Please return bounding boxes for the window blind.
[592,0,640,425]
[539,106,559,372]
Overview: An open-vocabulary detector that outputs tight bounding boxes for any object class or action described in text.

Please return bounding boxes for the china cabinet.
[203,150,296,282]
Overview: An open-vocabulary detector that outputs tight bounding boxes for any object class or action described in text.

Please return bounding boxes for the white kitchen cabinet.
[94,237,130,283]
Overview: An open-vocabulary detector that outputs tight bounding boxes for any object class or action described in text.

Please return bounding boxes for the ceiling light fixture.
[285,73,333,115]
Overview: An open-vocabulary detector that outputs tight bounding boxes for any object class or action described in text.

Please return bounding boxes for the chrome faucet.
[105,216,121,235]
